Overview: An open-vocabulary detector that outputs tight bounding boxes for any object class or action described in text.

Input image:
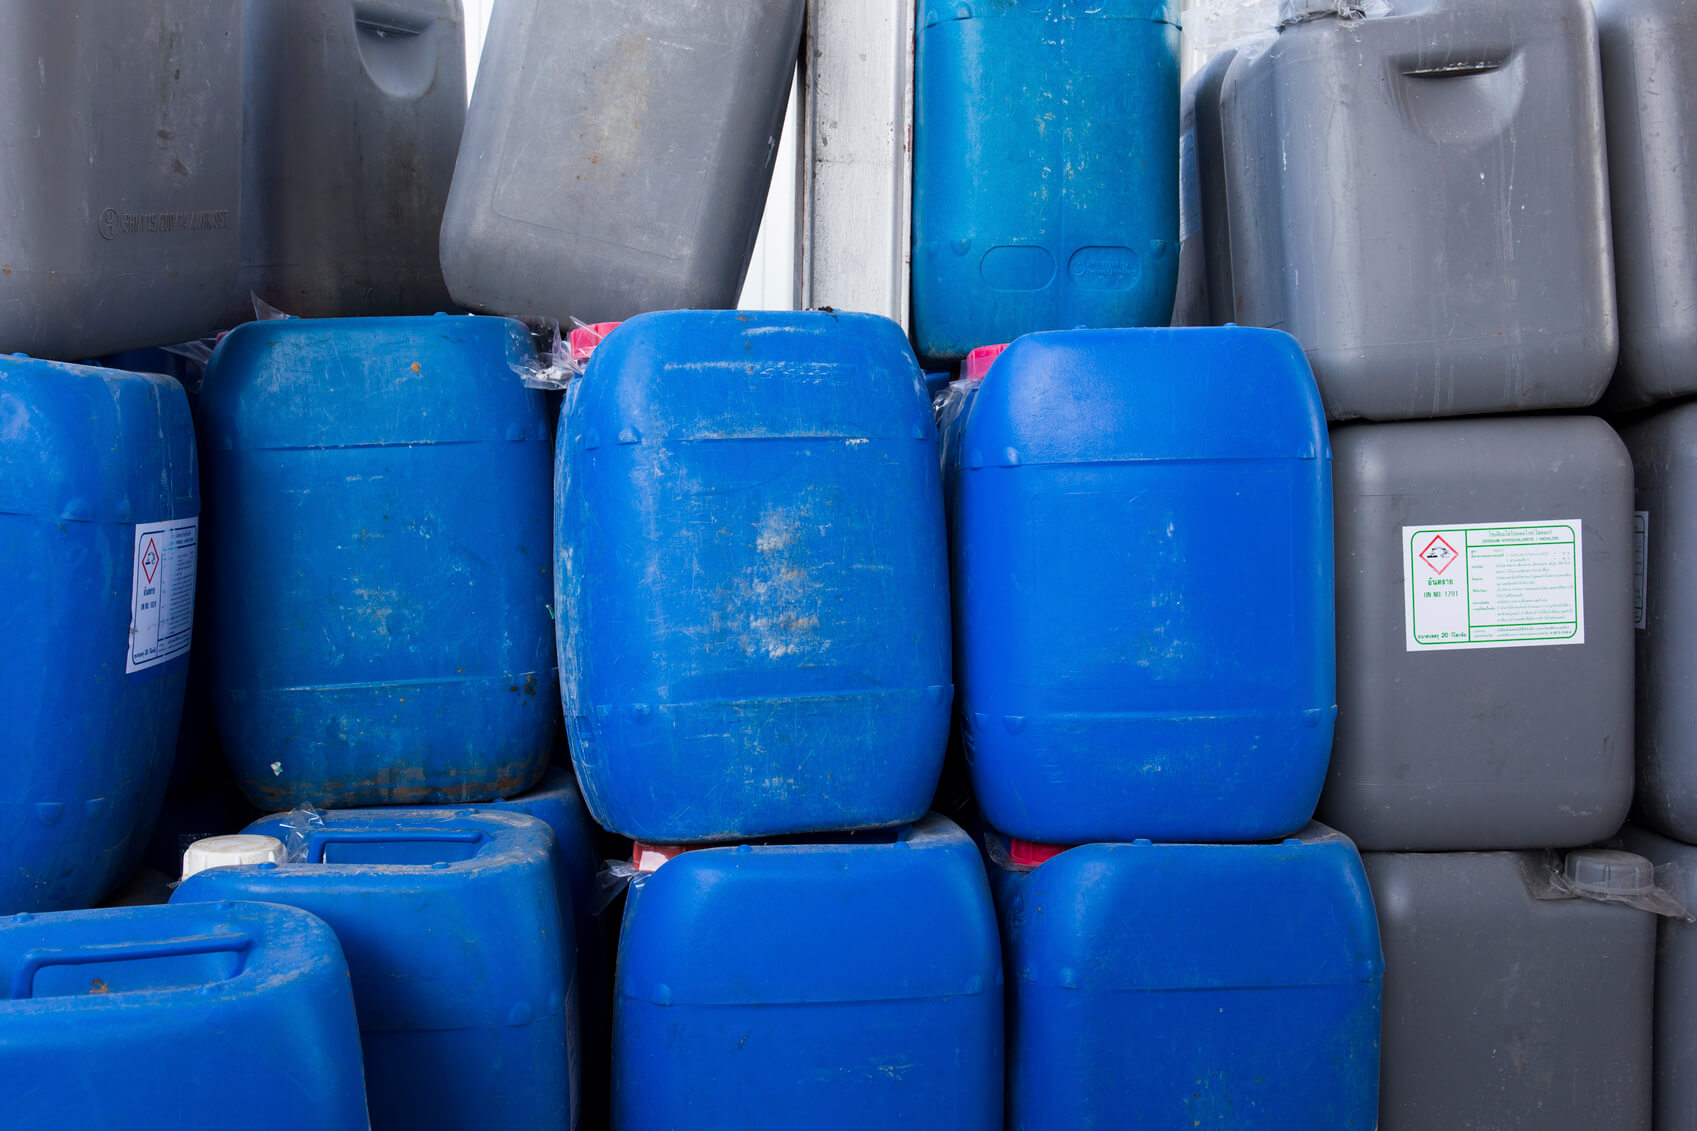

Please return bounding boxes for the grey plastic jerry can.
[234,0,467,321]
[1367,849,1656,1131]
[1323,417,1635,851]
[1597,0,1697,410]
[0,1,244,358]
[1620,403,1697,843]
[1617,825,1697,1131]
[439,0,806,325]
[1214,0,1618,421]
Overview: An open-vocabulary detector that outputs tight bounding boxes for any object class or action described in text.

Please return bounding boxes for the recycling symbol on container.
[1420,534,1458,575]
[141,538,160,584]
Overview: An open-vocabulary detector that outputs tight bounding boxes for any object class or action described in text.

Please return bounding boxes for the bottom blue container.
[986,823,1383,1130]
[172,808,576,1131]
[613,813,1002,1130]
[420,763,615,1129]
[0,901,368,1130]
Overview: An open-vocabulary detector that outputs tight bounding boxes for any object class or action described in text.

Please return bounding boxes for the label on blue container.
[1403,520,1583,651]
[127,517,198,673]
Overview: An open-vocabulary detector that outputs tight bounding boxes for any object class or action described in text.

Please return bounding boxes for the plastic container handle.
[353,3,443,99]
[11,933,253,999]
[305,829,486,863]
[353,3,432,39]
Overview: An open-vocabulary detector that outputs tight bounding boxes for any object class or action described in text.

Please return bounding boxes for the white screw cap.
[182,834,286,880]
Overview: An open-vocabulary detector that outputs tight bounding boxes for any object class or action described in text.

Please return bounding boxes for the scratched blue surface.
[986,823,1383,1129]
[912,0,1182,361]
[556,310,952,843]
[614,814,1002,1130]
[199,315,555,809]
[947,327,1336,844]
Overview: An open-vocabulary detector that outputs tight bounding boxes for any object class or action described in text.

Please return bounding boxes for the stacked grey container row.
[1182,1,1697,1128]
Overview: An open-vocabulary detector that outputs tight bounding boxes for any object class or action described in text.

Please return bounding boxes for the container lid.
[961,343,1009,384]
[1564,849,1656,895]
[182,835,286,880]
[632,842,690,874]
[1008,839,1067,868]
[569,322,622,363]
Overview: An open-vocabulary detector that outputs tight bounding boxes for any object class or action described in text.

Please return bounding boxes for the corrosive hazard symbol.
[140,537,160,583]
[1420,534,1458,575]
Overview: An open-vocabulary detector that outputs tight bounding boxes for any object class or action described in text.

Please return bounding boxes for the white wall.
[459,2,798,312]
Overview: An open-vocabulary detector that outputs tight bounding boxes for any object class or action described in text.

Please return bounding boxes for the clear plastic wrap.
[1184,0,1390,64]
[593,860,644,914]
[592,842,692,913]
[933,376,978,462]
[933,342,1009,473]
[278,805,327,863]
[509,316,623,389]
[1524,849,1692,919]
[510,316,575,390]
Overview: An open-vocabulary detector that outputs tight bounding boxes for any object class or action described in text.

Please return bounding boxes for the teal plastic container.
[912,0,1181,361]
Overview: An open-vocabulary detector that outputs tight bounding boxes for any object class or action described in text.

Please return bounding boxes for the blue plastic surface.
[614,813,1002,1130]
[912,0,1181,361]
[557,310,952,842]
[0,901,369,1130]
[948,327,1336,843]
[0,355,198,913]
[96,346,216,793]
[987,823,1382,1130]
[414,764,615,1130]
[198,315,555,808]
[174,807,576,1131]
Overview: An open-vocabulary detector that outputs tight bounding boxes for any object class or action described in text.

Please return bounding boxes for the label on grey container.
[1403,520,1584,651]
[127,517,198,673]
[1178,129,1200,243]
[1634,511,1649,630]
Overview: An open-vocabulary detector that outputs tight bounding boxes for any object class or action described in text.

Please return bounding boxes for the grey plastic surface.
[1366,850,1654,1131]
[1616,825,1697,1131]
[439,0,805,325]
[1566,847,1656,892]
[1172,49,1234,328]
[1322,417,1635,851]
[1621,403,1697,842]
[1214,0,1618,420]
[1597,0,1697,410]
[0,2,243,359]
[232,0,466,322]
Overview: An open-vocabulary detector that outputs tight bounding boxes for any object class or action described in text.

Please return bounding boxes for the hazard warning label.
[1403,520,1584,652]
[127,517,198,673]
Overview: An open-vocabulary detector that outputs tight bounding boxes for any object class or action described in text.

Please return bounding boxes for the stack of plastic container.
[554,310,1001,1130]
[1181,2,1679,1127]
[1598,4,1697,1124]
[941,326,1385,1128]
[157,311,593,1129]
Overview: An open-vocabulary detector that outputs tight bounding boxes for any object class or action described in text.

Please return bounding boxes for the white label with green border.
[1403,520,1584,651]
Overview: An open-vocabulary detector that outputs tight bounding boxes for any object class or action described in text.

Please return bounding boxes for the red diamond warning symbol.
[141,537,159,584]
[1420,534,1458,575]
